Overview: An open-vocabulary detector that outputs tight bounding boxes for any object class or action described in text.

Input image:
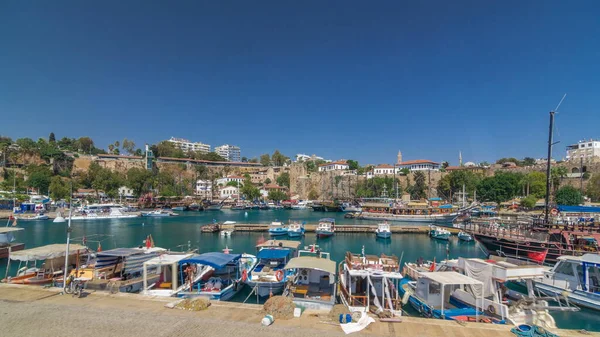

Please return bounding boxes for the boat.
[3,244,89,285]
[338,249,403,315]
[534,253,600,311]
[72,208,140,220]
[16,213,49,221]
[291,201,308,210]
[457,231,473,242]
[375,222,392,239]
[245,240,300,297]
[220,229,233,237]
[231,203,246,210]
[53,212,66,223]
[142,253,196,296]
[341,202,362,213]
[188,203,203,211]
[312,201,343,212]
[287,221,305,238]
[358,198,460,224]
[205,202,223,211]
[201,223,220,233]
[430,226,451,240]
[316,218,335,238]
[283,245,337,311]
[399,271,503,323]
[172,206,186,212]
[0,227,25,259]
[268,221,288,237]
[141,209,177,217]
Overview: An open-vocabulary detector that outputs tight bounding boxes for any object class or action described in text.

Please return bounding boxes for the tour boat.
[141,210,176,217]
[283,245,336,311]
[338,249,403,316]
[457,231,473,242]
[287,221,305,238]
[171,206,185,212]
[291,201,308,210]
[72,208,139,220]
[341,202,362,213]
[205,202,223,211]
[316,218,335,238]
[375,222,392,239]
[245,240,300,297]
[268,221,288,237]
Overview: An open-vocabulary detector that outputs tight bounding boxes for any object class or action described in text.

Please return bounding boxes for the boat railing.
[338,283,367,307]
[465,223,549,242]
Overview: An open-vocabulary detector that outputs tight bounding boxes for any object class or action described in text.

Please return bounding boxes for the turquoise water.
[1,209,597,331]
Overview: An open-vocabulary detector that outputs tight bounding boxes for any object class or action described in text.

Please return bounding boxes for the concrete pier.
[219,223,461,234]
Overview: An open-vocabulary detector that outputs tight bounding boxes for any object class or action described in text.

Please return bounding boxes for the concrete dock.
[219,223,461,234]
[0,284,595,337]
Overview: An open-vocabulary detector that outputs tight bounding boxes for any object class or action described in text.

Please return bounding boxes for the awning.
[179,252,241,269]
[438,204,454,209]
[257,249,291,259]
[558,205,600,213]
[319,218,335,223]
[10,244,87,261]
[284,256,336,274]
[144,254,192,267]
[422,271,483,286]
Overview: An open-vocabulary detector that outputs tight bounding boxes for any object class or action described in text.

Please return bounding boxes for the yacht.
[141,210,177,217]
[291,200,308,210]
[71,208,139,220]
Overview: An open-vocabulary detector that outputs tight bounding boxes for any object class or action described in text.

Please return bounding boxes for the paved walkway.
[0,285,593,337]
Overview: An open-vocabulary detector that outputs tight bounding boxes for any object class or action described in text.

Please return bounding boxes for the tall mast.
[543,111,554,225]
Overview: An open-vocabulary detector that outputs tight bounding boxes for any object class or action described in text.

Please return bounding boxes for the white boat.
[338,249,403,316]
[16,213,49,221]
[283,245,336,311]
[375,222,391,239]
[534,254,600,311]
[287,221,305,238]
[245,240,300,297]
[291,201,308,210]
[220,229,233,237]
[71,208,139,220]
[316,218,335,238]
[141,210,176,217]
[341,202,362,212]
[53,212,66,223]
[359,212,459,224]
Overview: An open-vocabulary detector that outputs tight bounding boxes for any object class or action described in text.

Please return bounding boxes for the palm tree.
[551,166,568,192]
[520,174,534,196]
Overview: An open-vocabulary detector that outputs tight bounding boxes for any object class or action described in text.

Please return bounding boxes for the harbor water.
[2,209,598,331]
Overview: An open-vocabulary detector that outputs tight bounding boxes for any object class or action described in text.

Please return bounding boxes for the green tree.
[241,183,261,200]
[241,156,248,162]
[16,138,38,154]
[200,152,227,161]
[122,138,136,155]
[305,161,317,173]
[276,172,290,188]
[555,186,583,206]
[477,171,523,203]
[479,161,490,167]
[49,132,56,143]
[77,137,94,153]
[586,174,600,202]
[496,157,521,166]
[271,150,288,166]
[524,171,546,198]
[522,157,536,166]
[520,195,537,208]
[437,175,452,200]
[248,157,259,163]
[399,168,410,175]
[26,164,52,193]
[265,178,272,185]
[551,166,568,192]
[268,190,287,202]
[125,167,153,197]
[408,171,427,199]
[441,161,449,169]
[347,160,359,171]
[49,176,70,201]
[260,153,271,166]
[226,180,243,188]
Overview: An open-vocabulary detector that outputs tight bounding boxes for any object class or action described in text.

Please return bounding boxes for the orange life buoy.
[241,269,248,282]
[551,208,559,216]
[275,270,284,282]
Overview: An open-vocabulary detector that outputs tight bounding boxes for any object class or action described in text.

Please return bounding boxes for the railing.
[338,283,367,307]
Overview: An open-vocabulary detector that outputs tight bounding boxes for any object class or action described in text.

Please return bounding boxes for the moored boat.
[205,202,223,211]
[268,221,288,237]
[245,240,300,297]
[457,231,473,242]
[72,208,139,220]
[141,209,177,217]
[0,227,25,259]
[316,218,335,238]
[16,213,49,221]
[287,221,305,238]
[430,226,451,240]
[375,222,392,239]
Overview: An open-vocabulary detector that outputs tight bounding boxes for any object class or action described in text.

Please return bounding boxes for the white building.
[566,139,600,161]
[167,137,210,154]
[374,164,397,176]
[216,175,244,186]
[318,161,349,172]
[118,186,134,198]
[195,179,213,199]
[215,144,241,162]
[219,186,239,199]
[397,159,440,171]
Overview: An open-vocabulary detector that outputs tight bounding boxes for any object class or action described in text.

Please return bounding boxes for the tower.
[459,151,463,167]
[397,151,403,165]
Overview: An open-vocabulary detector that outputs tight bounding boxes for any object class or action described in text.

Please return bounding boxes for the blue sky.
[1,1,600,165]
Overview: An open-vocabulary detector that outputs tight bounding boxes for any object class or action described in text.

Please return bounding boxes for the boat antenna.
[543,94,566,225]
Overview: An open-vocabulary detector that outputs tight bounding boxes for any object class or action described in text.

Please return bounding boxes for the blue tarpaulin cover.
[557,205,600,213]
[257,249,291,259]
[179,252,241,269]
[439,204,454,209]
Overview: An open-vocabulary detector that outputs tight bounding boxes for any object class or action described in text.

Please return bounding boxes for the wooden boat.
[316,218,335,238]
[268,221,288,237]
[287,221,305,238]
[375,222,391,239]
[245,240,300,297]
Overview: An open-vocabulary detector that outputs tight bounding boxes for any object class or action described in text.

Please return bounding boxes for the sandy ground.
[0,285,594,337]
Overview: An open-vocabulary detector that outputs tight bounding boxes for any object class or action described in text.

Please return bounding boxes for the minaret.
[459,151,463,167]
[397,151,402,165]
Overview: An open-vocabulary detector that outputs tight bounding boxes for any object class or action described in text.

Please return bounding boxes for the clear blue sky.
[1,1,599,165]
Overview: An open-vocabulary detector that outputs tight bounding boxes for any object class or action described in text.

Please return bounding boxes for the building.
[566,139,600,161]
[374,164,397,176]
[219,186,239,199]
[318,161,349,172]
[215,144,241,162]
[295,154,329,162]
[249,170,268,185]
[260,184,287,198]
[167,137,210,154]
[118,186,134,198]
[195,179,213,199]
[216,175,244,186]
[397,159,440,171]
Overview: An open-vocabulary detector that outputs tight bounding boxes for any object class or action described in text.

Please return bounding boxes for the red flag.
[528,250,547,263]
[97,242,102,252]
[310,244,315,253]
[429,257,436,272]
[146,235,152,249]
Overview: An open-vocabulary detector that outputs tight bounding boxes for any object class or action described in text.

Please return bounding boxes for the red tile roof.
[376,164,394,169]
[398,159,439,165]
[318,160,348,167]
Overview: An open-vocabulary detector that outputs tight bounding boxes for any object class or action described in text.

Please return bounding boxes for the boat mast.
[544,94,566,225]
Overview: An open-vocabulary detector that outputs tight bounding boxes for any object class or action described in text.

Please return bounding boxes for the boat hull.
[375,231,391,239]
[287,231,304,238]
[244,280,285,297]
[535,283,600,311]
[316,230,334,238]
[473,234,564,264]
[359,213,457,224]
[431,234,450,240]
[268,230,288,237]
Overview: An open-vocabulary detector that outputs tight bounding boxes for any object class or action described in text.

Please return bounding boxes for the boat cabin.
[142,254,193,296]
[414,272,484,319]
[546,254,600,293]
[284,248,336,311]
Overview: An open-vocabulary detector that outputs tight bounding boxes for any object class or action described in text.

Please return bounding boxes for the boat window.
[555,261,575,276]
[429,281,441,295]
[589,266,600,292]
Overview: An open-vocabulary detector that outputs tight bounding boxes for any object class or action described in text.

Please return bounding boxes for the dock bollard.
[261,314,274,326]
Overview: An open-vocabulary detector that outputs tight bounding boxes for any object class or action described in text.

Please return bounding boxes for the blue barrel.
[339,313,352,324]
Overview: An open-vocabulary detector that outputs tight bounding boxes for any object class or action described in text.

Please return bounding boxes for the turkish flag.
[528,250,547,263]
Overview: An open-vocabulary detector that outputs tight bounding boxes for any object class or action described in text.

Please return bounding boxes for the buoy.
[261,314,274,326]
[244,212,248,217]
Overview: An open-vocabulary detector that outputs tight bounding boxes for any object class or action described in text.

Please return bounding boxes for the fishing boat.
[457,231,473,242]
[141,209,177,217]
[399,271,502,323]
[268,221,288,237]
[338,249,403,316]
[245,240,300,297]
[16,213,49,221]
[283,245,337,311]
[0,227,25,259]
[430,227,451,240]
[142,253,195,297]
[72,208,139,220]
[534,253,600,311]
[171,206,186,212]
[205,202,223,211]
[287,221,305,238]
[177,252,257,301]
[341,202,362,213]
[316,218,335,238]
[3,244,89,285]
[291,200,308,210]
[375,222,392,239]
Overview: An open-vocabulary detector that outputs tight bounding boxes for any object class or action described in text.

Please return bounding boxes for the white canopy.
[9,244,88,261]
[0,227,24,233]
[144,254,192,267]
[422,271,483,286]
[284,256,336,275]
